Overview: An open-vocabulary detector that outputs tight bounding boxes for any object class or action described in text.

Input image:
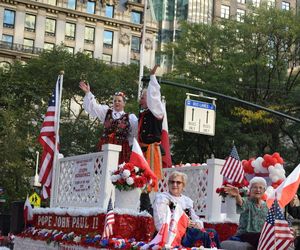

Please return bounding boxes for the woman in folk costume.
[79,81,138,164]
[138,65,164,190]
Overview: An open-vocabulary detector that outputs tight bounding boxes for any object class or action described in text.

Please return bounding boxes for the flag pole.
[50,71,64,207]
[138,0,148,101]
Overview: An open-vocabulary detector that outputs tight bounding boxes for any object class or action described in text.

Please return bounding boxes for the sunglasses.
[169,180,183,185]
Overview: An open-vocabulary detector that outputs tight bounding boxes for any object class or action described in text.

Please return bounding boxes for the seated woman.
[152,171,221,248]
[221,177,269,250]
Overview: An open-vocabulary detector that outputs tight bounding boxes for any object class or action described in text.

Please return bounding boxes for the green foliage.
[163,6,300,167]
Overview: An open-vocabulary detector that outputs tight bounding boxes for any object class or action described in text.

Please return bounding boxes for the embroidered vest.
[102,109,130,143]
[138,109,162,144]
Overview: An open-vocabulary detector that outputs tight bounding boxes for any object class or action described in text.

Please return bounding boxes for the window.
[102,54,112,62]
[282,1,290,10]
[25,14,36,32]
[105,5,114,18]
[131,36,140,52]
[44,42,54,50]
[131,11,142,24]
[65,23,76,40]
[3,9,15,28]
[220,5,230,19]
[267,0,275,8]
[252,0,260,7]
[2,34,13,49]
[237,0,246,4]
[2,34,13,44]
[103,30,113,47]
[47,0,56,5]
[23,38,34,52]
[67,0,76,10]
[65,46,74,54]
[24,38,34,47]
[84,50,93,58]
[236,9,245,22]
[84,27,95,43]
[45,18,56,36]
[86,1,96,14]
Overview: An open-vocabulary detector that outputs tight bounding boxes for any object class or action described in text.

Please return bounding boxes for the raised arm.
[147,65,164,119]
[79,81,108,122]
[224,184,243,206]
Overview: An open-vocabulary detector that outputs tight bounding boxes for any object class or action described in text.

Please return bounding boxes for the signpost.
[184,94,216,136]
[29,192,41,208]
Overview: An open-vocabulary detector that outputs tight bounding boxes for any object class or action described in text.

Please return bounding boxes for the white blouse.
[152,192,204,231]
[83,92,138,145]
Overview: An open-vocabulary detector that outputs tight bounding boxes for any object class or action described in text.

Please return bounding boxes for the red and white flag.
[129,138,157,186]
[166,203,189,247]
[102,195,115,239]
[220,145,244,183]
[266,163,300,208]
[161,99,172,168]
[144,203,188,249]
[258,199,293,250]
[23,196,33,226]
[38,76,62,199]
[146,206,171,248]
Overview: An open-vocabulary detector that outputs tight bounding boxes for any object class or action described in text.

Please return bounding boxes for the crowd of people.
[79,66,298,249]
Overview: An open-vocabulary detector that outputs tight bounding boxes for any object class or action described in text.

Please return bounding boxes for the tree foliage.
[163,6,300,169]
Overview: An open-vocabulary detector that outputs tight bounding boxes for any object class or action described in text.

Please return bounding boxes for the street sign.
[184,99,216,136]
[29,192,41,208]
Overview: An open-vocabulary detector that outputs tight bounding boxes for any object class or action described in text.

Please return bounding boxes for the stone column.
[35,9,47,48]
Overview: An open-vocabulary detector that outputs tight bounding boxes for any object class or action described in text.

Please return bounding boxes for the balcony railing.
[0,41,44,55]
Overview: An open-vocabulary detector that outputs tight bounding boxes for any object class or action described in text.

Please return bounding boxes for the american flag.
[38,77,61,199]
[102,196,115,239]
[258,199,294,250]
[220,145,244,183]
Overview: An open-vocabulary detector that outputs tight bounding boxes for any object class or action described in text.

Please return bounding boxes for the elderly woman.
[79,81,138,163]
[153,171,220,248]
[221,177,269,250]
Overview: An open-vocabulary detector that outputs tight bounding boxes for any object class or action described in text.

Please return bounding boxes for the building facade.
[213,0,297,22]
[0,0,158,69]
[151,0,214,73]
[151,0,297,73]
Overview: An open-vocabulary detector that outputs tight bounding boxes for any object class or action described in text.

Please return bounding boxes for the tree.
[163,6,300,169]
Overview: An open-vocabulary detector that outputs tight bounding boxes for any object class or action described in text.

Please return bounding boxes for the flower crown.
[114,91,128,101]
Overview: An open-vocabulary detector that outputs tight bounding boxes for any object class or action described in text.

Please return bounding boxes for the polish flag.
[161,99,172,168]
[166,203,189,247]
[145,208,171,248]
[266,163,300,208]
[23,196,33,226]
[129,138,157,186]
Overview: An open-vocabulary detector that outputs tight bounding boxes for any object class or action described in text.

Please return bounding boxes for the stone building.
[0,0,158,70]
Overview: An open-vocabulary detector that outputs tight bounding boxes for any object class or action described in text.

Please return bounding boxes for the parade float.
[14,138,289,250]
[14,142,245,250]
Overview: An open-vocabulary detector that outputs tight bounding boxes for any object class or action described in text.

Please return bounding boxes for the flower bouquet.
[216,179,249,202]
[111,162,152,191]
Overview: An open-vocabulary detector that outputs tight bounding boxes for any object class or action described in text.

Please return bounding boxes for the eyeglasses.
[168,180,183,185]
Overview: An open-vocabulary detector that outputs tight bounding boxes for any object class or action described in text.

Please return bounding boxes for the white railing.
[50,144,121,208]
[50,144,237,222]
[159,158,226,222]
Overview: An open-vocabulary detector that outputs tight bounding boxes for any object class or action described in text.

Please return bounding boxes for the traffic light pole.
[142,77,300,123]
